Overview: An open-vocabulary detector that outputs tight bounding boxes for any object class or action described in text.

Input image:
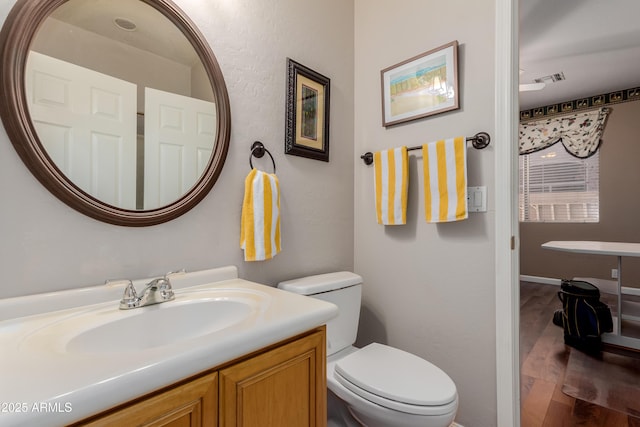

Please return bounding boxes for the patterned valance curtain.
[519,107,610,158]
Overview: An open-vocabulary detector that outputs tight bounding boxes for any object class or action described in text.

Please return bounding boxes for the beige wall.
[354,1,497,425]
[520,100,640,285]
[0,0,354,298]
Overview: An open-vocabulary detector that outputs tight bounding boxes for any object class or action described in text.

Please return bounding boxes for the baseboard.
[451,423,465,427]
[520,275,561,286]
[520,275,640,297]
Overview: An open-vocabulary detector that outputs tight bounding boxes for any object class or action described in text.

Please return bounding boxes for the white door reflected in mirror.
[27,0,217,211]
[144,87,216,209]
[26,51,138,209]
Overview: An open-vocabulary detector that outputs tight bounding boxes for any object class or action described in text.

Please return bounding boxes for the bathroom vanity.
[0,266,336,426]
[75,327,325,426]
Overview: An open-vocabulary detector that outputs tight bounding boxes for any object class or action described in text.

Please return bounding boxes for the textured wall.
[0,0,354,298]
[353,0,498,425]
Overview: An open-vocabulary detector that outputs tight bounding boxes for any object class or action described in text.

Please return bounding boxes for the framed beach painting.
[381,40,459,127]
[285,58,331,162]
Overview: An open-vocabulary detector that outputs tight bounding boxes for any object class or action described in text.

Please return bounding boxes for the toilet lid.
[334,343,457,412]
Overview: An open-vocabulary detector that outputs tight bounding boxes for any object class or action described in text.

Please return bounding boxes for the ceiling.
[519,0,640,110]
[50,0,199,66]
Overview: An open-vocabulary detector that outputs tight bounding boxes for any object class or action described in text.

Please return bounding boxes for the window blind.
[519,145,599,223]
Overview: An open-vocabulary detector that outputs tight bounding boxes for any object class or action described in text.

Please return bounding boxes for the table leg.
[617,255,622,335]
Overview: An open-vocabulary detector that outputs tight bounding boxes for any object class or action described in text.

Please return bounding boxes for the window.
[519,144,599,223]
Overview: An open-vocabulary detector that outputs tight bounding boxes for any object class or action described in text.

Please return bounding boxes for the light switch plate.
[467,186,487,212]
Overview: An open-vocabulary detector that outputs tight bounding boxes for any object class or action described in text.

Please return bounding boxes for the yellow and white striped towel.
[240,169,281,261]
[373,146,409,225]
[422,137,468,223]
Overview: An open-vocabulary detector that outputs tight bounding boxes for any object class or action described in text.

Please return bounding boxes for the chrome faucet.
[119,274,176,310]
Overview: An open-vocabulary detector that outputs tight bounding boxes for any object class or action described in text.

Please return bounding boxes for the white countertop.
[0,267,337,427]
[541,240,640,257]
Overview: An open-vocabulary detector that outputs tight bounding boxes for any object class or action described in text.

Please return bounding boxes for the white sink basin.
[0,267,338,427]
[68,297,255,353]
[20,287,270,354]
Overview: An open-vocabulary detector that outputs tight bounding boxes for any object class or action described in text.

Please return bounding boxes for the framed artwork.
[381,40,459,127]
[285,58,330,162]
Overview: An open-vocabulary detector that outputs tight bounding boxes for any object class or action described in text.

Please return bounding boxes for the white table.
[542,240,640,350]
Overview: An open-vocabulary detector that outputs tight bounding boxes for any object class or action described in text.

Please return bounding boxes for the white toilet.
[278,272,458,427]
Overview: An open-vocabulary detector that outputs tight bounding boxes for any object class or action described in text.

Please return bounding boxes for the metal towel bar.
[360,131,490,165]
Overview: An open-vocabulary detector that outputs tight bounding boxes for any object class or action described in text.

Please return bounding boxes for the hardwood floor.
[520,281,640,427]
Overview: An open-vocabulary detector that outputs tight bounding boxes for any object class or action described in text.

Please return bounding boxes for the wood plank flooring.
[520,281,640,427]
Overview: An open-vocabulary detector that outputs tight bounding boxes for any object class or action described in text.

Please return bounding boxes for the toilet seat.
[333,343,457,416]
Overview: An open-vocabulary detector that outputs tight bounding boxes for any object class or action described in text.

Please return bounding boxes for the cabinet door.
[219,328,326,427]
[77,372,218,427]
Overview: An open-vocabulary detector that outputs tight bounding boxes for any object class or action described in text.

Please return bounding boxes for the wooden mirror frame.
[0,0,231,226]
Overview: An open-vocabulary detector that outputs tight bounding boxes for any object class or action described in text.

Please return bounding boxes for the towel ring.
[250,141,276,173]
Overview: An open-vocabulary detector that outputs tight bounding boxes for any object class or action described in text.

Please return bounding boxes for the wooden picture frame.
[381,40,459,127]
[285,58,330,162]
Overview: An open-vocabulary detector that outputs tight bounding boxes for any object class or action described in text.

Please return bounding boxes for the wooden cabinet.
[73,327,326,427]
[219,328,326,427]
[76,372,218,427]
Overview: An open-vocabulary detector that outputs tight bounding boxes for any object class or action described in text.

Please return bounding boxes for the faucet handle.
[159,277,175,301]
[161,270,184,298]
[165,269,186,279]
[119,281,139,309]
[105,279,133,288]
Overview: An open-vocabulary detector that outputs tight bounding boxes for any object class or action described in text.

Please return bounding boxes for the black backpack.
[552,279,613,353]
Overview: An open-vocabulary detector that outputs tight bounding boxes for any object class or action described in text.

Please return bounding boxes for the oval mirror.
[0,0,231,226]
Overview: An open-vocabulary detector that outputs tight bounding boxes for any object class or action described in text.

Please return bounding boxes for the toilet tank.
[278,272,362,356]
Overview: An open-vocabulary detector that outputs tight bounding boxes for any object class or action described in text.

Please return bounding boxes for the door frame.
[495,0,520,425]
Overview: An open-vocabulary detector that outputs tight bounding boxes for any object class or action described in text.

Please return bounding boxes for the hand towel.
[373,146,409,225]
[422,137,468,222]
[240,169,281,261]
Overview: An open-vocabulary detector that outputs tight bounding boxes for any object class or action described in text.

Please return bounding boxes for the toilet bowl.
[278,272,458,427]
